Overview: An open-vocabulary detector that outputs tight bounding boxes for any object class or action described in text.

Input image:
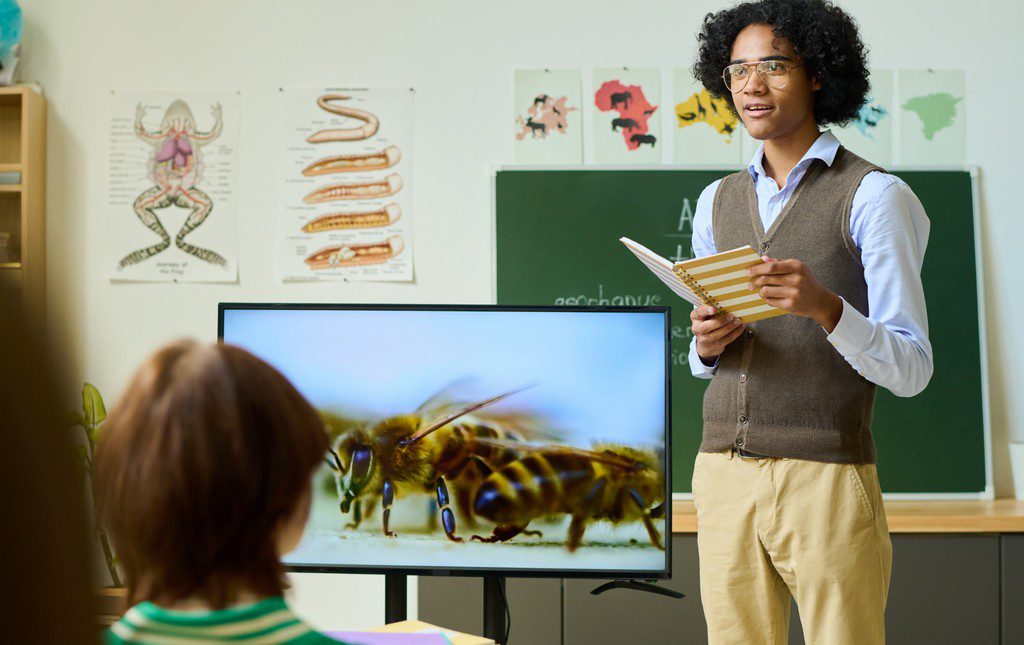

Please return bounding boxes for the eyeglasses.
[722,60,806,93]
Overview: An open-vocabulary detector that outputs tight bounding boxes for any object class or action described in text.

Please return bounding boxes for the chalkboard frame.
[490,165,992,499]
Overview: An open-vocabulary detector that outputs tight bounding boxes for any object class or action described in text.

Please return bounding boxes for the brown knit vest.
[700,146,884,464]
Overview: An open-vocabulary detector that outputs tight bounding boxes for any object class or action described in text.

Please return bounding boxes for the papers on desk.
[327,619,494,645]
[327,632,451,644]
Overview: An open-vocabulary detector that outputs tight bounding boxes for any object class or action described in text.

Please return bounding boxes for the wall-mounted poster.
[279,87,414,282]
[513,69,583,164]
[899,69,965,165]
[106,90,240,282]
[672,68,742,165]
[835,69,893,166]
[592,67,661,165]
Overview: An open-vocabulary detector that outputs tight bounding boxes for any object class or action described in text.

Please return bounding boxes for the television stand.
[482,575,507,644]
[590,579,685,599]
[386,573,508,644]
[384,573,408,623]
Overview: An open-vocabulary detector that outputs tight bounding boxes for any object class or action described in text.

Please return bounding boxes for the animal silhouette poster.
[106,91,240,282]
[834,69,893,165]
[671,69,742,165]
[513,69,583,164]
[222,307,668,574]
[592,67,661,164]
[899,69,966,165]
[278,87,414,282]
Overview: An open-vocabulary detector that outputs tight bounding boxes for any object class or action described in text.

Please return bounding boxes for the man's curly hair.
[692,0,869,127]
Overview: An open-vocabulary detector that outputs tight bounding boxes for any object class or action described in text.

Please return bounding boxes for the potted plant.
[69,383,121,587]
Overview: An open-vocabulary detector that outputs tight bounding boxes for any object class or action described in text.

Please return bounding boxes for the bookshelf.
[0,85,45,324]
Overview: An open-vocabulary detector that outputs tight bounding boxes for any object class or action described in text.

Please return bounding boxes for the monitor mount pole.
[482,575,507,644]
[384,573,408,624]
[385,574,506,642]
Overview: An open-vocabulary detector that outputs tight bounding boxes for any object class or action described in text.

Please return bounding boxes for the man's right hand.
[691,306,746,364]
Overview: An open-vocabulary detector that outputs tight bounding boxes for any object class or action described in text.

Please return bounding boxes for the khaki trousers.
[692,450,892,644]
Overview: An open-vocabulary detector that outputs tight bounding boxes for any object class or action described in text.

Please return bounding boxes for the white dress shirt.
[687,130,933,398]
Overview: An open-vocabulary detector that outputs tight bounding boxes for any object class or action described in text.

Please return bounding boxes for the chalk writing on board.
[553,284,661,307]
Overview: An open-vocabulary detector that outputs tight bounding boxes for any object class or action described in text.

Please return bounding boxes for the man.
[687,1,933,643]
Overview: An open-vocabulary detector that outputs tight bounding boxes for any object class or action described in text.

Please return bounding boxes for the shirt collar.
[747,130,840,181]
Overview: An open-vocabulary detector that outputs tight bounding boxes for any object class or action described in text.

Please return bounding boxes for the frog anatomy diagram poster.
[279,87,414,282]
[513,69,583,164]
[106,90,240,282]
[591,68,661,165]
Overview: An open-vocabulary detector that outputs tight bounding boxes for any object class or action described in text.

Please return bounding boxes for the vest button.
[746,329,754,338]
[759,242,769,251]
[736,436,745,447]
[739,373,747,383]
[739,414,748,424]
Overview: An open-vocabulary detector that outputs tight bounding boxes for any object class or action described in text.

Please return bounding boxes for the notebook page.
[619,237,703,307]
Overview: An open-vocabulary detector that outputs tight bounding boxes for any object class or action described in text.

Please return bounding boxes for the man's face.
[728,24,820,141]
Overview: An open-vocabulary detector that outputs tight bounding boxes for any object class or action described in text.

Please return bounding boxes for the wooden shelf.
[672,498,1024,534]
[0,85,44,324]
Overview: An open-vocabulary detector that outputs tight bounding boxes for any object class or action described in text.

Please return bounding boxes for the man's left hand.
[747,257,844,332]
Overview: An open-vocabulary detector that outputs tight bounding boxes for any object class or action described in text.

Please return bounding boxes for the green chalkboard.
[495,168,987,495]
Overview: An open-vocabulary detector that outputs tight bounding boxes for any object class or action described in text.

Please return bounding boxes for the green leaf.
[82,383,107,426]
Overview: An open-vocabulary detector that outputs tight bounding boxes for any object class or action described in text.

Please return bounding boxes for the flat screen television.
[219,304,671,579]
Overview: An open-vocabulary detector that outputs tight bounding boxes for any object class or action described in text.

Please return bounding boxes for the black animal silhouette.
[610,91,632,110]
[533,95,550,109]
[630,133,657,147]
[611,117,639,132]
[861,105,885,128]
[525,117,547,138]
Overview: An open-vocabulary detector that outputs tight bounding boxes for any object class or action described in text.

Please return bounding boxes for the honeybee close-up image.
[222,306,669,575]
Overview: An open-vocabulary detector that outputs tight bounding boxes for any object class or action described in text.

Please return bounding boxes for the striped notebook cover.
[620,237,786,323]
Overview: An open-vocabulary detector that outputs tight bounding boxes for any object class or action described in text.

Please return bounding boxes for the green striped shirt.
[105,596,346,644]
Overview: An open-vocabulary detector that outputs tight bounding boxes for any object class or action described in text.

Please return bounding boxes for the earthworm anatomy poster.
[513,69,582,164]
[672,69,742,165]
[106,90,240,282]
[279,87,414,282]
[591,67,661,165]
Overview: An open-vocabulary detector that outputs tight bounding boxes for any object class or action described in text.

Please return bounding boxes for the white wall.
[22,0,1024,630]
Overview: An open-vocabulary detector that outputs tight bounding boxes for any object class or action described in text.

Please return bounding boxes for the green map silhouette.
[902,92,961,141]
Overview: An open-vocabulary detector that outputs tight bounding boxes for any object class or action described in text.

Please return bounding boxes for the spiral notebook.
[620,237,787,323]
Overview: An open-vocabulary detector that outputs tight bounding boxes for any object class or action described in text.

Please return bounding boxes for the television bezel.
[218,302,672,581]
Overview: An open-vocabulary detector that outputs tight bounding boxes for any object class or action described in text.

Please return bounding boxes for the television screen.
[220,304,670,578]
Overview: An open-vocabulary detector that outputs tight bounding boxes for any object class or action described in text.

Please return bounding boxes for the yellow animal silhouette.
[675,90,738,140]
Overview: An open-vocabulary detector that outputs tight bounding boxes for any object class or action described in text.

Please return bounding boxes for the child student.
[95,340,348,644]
